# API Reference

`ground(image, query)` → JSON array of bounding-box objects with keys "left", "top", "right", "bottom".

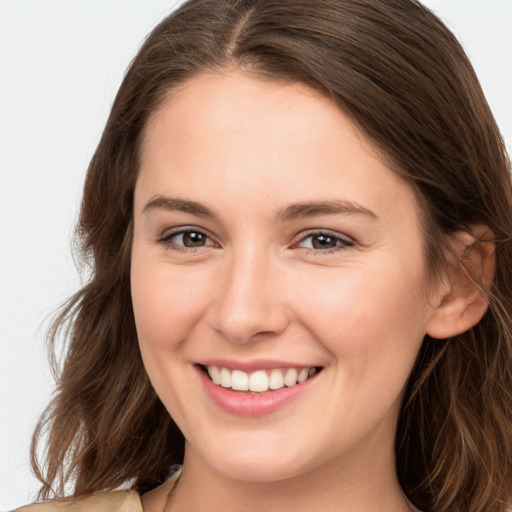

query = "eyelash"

[
  {"left": 158, "top": 227, "right": 216, "bottom": 253},
  {"left": 294, "top": 230, "right": 354, "bottom": 254},
  {"left": 158, "top": 228, "right": 354, "bottom": 254}
]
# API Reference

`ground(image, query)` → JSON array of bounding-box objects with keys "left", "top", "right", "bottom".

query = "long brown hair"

[{"left": 32, "top": 1, "right": 512, "bottom": 510}]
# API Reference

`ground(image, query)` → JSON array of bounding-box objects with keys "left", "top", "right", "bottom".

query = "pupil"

[
  {"left": 184, "top": 232, "right": 205, "bottom": 247},
  {"left": 312, "top": 234, "right": 336, "bottom": 249}
]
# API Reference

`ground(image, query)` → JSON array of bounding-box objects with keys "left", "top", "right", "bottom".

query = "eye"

[
  {"left": 296, "top": 231, "right": 353, "bottom": 251},
  {"left": 160, "top": 228, "right": 216, "bottom": 250}
]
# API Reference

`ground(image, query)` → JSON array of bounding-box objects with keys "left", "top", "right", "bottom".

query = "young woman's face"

[{"left": 131, "top": 71, "right": 439, "bottom": 482}]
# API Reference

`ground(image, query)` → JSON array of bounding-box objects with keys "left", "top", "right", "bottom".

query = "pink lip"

[
  {"left": 196, "top": 365, "right": 320, "bottom": 417},
  {"left": 197, "top": 358, "right": 315, "bottom": 372}
]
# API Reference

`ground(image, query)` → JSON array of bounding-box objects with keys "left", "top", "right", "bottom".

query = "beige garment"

[
  {"left": 13, "top": 469, "right": 181, "bottom": 511},
  {"left": 13, "top": 490, "right": 143, "bottom": 512}
]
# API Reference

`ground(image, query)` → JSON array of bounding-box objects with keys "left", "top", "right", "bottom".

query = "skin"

[{"left": 131, "top": 70, "right": 446, "bottom": 512}]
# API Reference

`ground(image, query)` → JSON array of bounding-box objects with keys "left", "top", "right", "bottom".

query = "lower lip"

[{"left": 197, "top": 367, "right": 319, "bottom": 417}]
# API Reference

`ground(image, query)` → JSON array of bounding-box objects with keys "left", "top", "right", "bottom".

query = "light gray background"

[{"left": 1, "top": 1, "right": 511, "bottom": 508}]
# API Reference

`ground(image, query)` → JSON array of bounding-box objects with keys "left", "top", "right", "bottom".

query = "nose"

[{"left": 207, "top": 248, "right": 290, "bottom": 344}]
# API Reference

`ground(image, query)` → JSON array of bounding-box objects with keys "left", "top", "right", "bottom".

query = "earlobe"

[{"left": 426, "top": 225, "right": 496, "bottom": 340}]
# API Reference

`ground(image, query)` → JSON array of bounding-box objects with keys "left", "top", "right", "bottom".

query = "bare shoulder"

[{"left": 13, "top": 489, "right": 142, "bottom": 512}]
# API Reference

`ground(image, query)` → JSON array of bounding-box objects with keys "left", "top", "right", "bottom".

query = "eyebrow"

[
  {"left": 276, "top": 200, "right": 378, "bottom": 222},
  {"left": 142, "top": 196, "right": 218, "bottom": 218},
  {"left": 142, "top": 195, "right": 377, "bottom": 222}
]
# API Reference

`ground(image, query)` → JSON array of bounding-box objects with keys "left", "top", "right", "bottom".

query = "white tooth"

[
  {"left": 220, "top": 367, "right": 231, "bottom": 388},
  {"left": 249, "top": 370, "right": 269, "bottom": 392},
  {"left": 284, "top": 368, "right": 298, "bottom": 387},
  {"left": 297, "top": 368, "right": 309, "bottom": 383},
  {"left": 208, "top": 366, "right": 221, "bottom": 385},
  {"left": 231, "top": 370, "right": 249, "bottom": 391},
  {"left": 269, "top": 369, "right": 285, "bottom": 390},
  {"left": 308, "top": 367, "right": 317, "bottom": 377}
]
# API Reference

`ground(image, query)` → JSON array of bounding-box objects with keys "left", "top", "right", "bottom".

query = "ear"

[{"left": 427, "top": 224, "right": 496, "bottom": 340}]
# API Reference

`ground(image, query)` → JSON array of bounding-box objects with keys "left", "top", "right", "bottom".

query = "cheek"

[
  {"left": 294, "top": 260, "right": 428, "bottom": 433},
  {"left": 131, "top": 254, "right": 210, "bottom": 355},
  {"left": 295, "top": 258, "right": 428, "bottom": 369},
  {"left": 130, "top": 256, "right": 211, "bottom": 416}
]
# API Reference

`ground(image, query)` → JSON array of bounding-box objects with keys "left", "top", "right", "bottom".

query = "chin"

[
  {"left": 189, "top": 433, "right": 320, "bottom": 483},
  {"left": 213, "top": 456, "right": 308, "bottom": 483}
]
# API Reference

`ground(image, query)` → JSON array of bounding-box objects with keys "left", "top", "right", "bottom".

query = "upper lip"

[{"left": 196, "top": 359, "right": 321, "bottom": 373}]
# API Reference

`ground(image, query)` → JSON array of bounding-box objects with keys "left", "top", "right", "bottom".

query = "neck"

[{"left": 160, "top": 442, "right": 417, "bottom": 512}]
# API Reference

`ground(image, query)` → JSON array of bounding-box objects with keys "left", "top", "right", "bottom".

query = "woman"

[{"left": 15, "top": 0, "right": 512, "bottom": 511}]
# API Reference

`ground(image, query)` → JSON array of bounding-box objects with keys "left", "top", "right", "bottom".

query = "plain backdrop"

[{"left": 0, "top": 1, "right": 511, "bottom": 508}]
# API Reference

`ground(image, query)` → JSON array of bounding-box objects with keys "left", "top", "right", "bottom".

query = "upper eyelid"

[
  {"left": 293, "top": 229, "right": 354, "bottom": 244},
  {"left": 159, "top": 225, "right": 213, "bottom": 240}
]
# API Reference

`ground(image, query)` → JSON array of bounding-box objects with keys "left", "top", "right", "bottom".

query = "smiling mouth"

[{"left": 199, "top": 365, "right": 322, "bottom": 393}]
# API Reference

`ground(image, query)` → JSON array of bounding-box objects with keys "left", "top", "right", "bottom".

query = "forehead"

[
  {"left": 137, "top": 70, "right": 419, "bottom": 225},
  {"left": 141, "top": 71, "right": 382, "bottom": 169}
]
